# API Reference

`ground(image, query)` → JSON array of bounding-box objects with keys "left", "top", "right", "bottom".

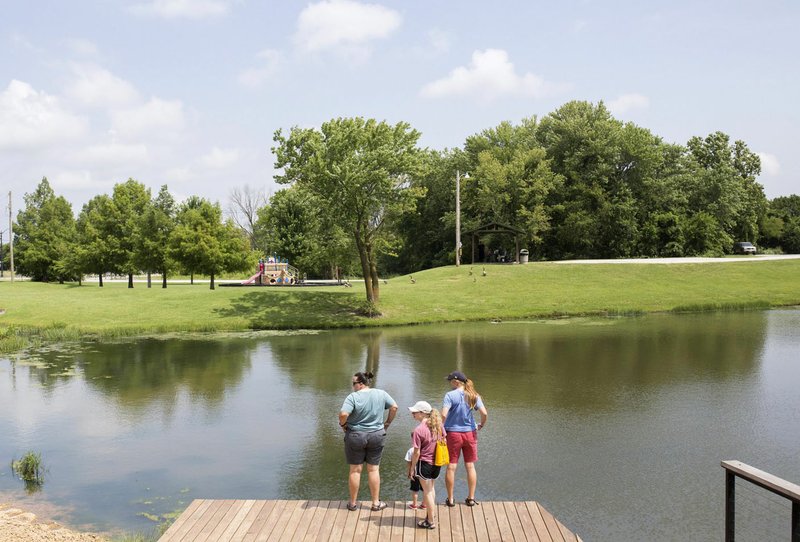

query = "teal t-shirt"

[{"left": 341, "top": 388, "right": 396, "bottom": 432}]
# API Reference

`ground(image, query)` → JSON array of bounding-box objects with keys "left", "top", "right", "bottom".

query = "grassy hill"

[{"left": 2, "top": 258, "right": 799, "bottom": 352}]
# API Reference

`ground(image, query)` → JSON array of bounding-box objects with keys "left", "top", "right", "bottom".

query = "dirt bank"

[{"left": 0, "top": 503, "right": 107, "bottom": 542}]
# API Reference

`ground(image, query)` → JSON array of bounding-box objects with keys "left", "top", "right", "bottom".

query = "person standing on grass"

[
  {"left": 442, "top": 370, "right": 488, "bottom": 507},
  {"left": 408, "top": 400, "right": 446, "bottom": 530},
  {"left": 339, "top": 371, "right": 398, "bottom": 512}
]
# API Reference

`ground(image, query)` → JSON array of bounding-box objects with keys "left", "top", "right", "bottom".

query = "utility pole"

[
  {"left": 455, "top": 170, "right": 461, "bottom": 267},
  {"left": 455, "top": 170, "right": 469, "bottom": 267},
  {"left": 0, "top": 230, "right": 4, "bottom": 278},
  {"left": 8, "top": 191, "right": 13, "bottom": 282}
]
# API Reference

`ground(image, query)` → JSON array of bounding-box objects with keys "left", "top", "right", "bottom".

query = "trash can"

[{"left": 519, "top": 249, "right": 529, "bottom": 264}]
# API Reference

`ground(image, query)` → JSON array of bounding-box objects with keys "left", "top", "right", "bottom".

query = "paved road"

[{"left": 552, "top": 254, "right": 800, "bottom": 264}]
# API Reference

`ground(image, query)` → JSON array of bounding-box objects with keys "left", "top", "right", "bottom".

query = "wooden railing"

[{"left": 722, "top": 460, "right": 800, "bottom": 541}]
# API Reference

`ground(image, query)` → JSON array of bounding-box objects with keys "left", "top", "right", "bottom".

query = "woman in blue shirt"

[{"left": 441, "top": 370, "right": 488, "bottom": 507}]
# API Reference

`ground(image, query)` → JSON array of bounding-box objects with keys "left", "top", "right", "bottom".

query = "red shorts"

[{"left": 445, "top": 430, "right": 478, "bottom": 464}]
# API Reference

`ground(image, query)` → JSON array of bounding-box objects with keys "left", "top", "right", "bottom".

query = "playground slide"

[{"left": 241, "top": 271, "right": 262, "bottom": 285}]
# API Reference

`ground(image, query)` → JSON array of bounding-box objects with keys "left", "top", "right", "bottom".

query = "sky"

[{"left": 2, "top": 0, "right": 799, "bottom": 221}]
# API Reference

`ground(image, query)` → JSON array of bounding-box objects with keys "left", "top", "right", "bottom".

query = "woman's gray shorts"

[{"left": 344, "top": 429, "right": 386, "bottom": 465}]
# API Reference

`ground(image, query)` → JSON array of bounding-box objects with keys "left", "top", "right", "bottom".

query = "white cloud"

[
  {"left": 200, "top": 147, "right": 240, "bottom": 168},
  {"left": 295, "top": 0, "right": 401, "bottom": 53},
  {"left": 420, "top": 49, "right": 570, "bottom": 102},
  {"left": 427, "top": 28, "right": 451, "bottom": 55},
  {"left": 74, "top": 142, "right": 150, "bottom": 167},
  {"left": 66, "top": 64, "right": 141, "bottom": 108},
  {"left": 128, "top": 0, "right": 232, "bottom": 19},
  {"left": 165, "top": 166, "right": 193, "bottom": 183},
  {"left": 757, "top": 152, "right": 781, "bottom": 176},
  {"left": 110, "top": 98, "right": 185, "bottom": 140},
  {"left": 238, "top": 49, "right": 285, "bottom": 89},
  {"left": 607, "top": 93, "right": 650, "bottom": 114},
  {"left": 0, "top": 80, "right": 89, "bottom": 150},
  {"left": 51, "top": 170, "right": 105, "bottom": 191}
]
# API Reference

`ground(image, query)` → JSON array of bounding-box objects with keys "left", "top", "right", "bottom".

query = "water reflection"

[{"left": 0, "top": 310, "right": 794, "bottom": 542}]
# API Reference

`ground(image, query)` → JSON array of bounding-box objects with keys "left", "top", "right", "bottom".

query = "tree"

[
  {"left": 169, "top": 197, "right": 250, "bottom": 289},
  {"left": 109, "top": 179, "right": 152, "bottom": 288},
  {"left": 136, "top": 185, "right": 176, "bottom": 288},
  {"left": 254, "top": 186, "right": 355, "bottom": 279},
  {"left": 685, "top": 132, "right": 766, "bottom": 249},
  {"left": 76, "top": 195, "right": 115, "bottom": 287},
  {"left": 393, "top": 149, "right": 461, "bottom": 272},
  {"left": 536, "top": 101, "right": 628, "bottom": 258},
  {"left": 463, "top": 118, "right": 562, "bottom": 258},
  {"left": 273, "top": 117, "right": 424, "bottom": 303},
  {"left": 228, "top": 185, "right": 267, "bottom": 250},
  {"left": 14, "top": 178, "right": 78, "bottom": 282}
]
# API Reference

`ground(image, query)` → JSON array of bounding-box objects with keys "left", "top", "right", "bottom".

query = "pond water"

[{"left": 1, "top": 310, "right": 799, "bottom": 540}]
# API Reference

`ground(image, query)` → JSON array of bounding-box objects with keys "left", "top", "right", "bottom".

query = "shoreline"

[{"left": 0, "top": 502, "right": 107, "bottom": 542}]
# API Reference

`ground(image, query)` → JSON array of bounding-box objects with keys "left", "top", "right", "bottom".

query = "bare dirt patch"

[{"left": 0, "top": 503, "right": 107, "bottom": 542}]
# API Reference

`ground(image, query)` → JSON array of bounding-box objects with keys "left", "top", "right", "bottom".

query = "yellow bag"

[{"left": 434, "top": 438, "right": 449, "bottom": 467}]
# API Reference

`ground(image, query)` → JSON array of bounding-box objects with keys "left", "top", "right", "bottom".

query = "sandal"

[
  {"left": 370, "top": 501, "right": 388, "bottom": 512},
  {"left": 346, "top": 502, "right": 358, "bottom": 511},
  {"left": 444, "top": 498, "right": 456, "bottom": 507},
  {"left": 417, "top": 519, "right": 436, "bottom": 529},
  {"left": 465, "top": 498, "right": 479, "bottom": 507}
]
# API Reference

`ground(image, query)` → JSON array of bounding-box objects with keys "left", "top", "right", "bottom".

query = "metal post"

[
  {"left": 455, "top": 170, "right": 461, "bottom": 267},
  {"left": 7, "top": 191, "right": 13, "bottom": 283},
  {"left": 725, "top": 470, "right": 735, "bottom": 542}
]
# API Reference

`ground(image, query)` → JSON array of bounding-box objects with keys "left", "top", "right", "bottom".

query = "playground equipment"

[{"left": 241, "top": 257, "right": 300, "bottom": 286}]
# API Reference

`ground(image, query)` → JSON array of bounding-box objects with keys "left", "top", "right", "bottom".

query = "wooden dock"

[{"left": 158, "top": 499, "right": 583, "bottom": 542}]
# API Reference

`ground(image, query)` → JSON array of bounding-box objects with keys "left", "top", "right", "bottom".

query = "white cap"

[{"left": 408, "top": 400, "right": 432, "bottom": 414}]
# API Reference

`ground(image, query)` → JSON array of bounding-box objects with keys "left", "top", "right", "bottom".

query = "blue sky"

[{"left": 2, "top": 0, "right": 798, "bottom": 218}]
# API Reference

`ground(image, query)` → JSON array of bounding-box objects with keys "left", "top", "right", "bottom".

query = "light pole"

[{"left": 455, "top": 170, "right": 468, "bottom": 267}]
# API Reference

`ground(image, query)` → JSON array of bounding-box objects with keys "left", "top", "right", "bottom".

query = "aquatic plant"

[{"left": 10, "top": 450, "right": 45, "bottom": 493}]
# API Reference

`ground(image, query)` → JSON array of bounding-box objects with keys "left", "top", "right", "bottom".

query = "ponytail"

[
  {"left": 353, "top": 371, "right": 374, "bottom": 385},
  {"left": 464, "top": 378, "right": 480, "bottom": 410}
]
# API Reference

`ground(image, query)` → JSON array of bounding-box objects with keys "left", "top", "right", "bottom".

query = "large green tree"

[
  {"left": 109, "top": 179, "right": 152, "bottom": 288},
  {"left": 254, "top": 186, "right": 355, "bottom": 279},
  {"left": 14, "top": 178, "right": 77, "bottom": 282},
  {"left": 684, "top": 132, "right": 766, "bottom": 254},
  {"left": 136, "top": 185, "right": 176, "bottom": 288},
  {"left": 169, "top": 197, "right": 250, "bottom": 289},
  {"left": 273, "top": 117, "right": 424, "bottom": 302},
  {"left": 76, "top": 195, "right": 115, "bottom": 286},
  {"left": 463, "top": 118, "right": 562, "bottom": 259}
]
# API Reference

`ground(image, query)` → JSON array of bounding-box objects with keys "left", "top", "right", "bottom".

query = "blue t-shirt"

[
  {"left": 442, "top": 389, "right": 484, "bottom": 432},
  {"left": 340, "top": 388, "right": 396, "bottom": 432}
]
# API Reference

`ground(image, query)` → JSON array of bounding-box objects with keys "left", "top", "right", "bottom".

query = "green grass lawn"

[{"left": 2, "top": 259, "right": 799, "bottom": 352}]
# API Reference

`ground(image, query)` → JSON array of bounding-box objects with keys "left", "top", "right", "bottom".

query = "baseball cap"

[
  {"left": 408, "top": 400, "right": 433, "bottom": 413},
  {"left": 446, "top": 371, "right": 467, "bottom": 383}
]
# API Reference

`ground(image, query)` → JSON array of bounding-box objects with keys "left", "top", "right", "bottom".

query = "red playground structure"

[{"left": 241, "top": 257, "right": 299, "bottom": 286}]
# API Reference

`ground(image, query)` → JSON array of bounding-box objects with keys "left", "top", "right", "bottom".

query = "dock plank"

[
  {"left": 525, "top": 501, "right": 553, "bottom": 542},
  {"left": 201, "top": 500, "right": 247, "bottom": 542},
  {"left": 159, "top": 499, "right": 207, "bottom": 542},
  {"left": 481, "top": 500, "right": 501, "bottom": 541},
  {"left": 469, "top": 501, "right": 490, "bottom": 542},
  {"left": 274, "top": 499, "right": 307, "bottom": 542},
  {"left": 537, "top": 502, "right": 566, "bottom": 542},
  {"left": 241, "top": 500, "right": 280, "bottom": 542},
  {"left": 157, "top": 500, "right": 580, "bottom": 542}
]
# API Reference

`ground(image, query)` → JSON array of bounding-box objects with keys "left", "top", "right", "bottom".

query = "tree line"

[
  {"left": 10, "top": 179, "right": 248, "bottom": 289},
  {"left": 5, "top": 101, "right": 800, "bottom": 300}
]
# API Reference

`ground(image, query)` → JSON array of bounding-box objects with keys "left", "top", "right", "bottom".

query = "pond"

[{"left": 1, "top": 310, "right": 799, "bottom": 540}]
